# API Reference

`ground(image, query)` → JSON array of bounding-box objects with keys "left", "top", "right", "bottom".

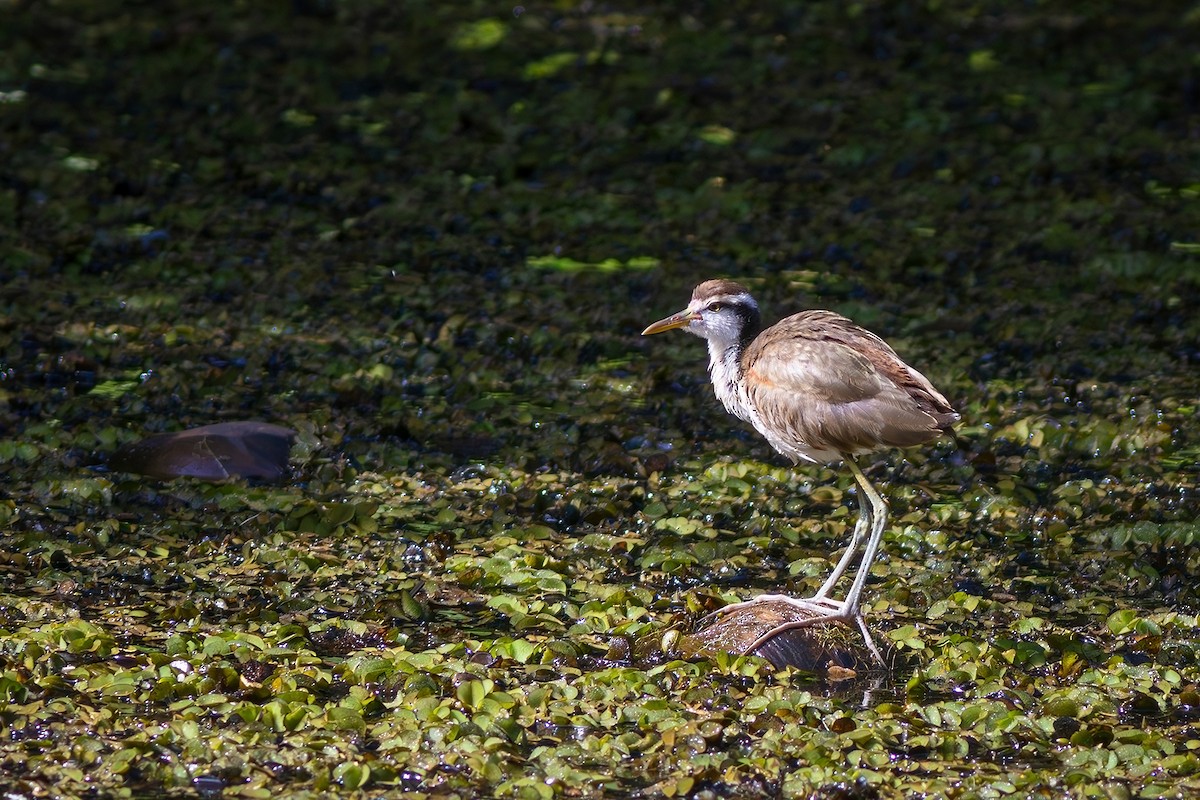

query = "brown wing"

[{"left": 742, "top": 311, "right": 958, "bottom": 458}]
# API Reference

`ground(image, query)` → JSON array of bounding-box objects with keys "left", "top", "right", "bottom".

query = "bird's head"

[{"left": 642, "top": 279, "right": 761, "bottom": 349}]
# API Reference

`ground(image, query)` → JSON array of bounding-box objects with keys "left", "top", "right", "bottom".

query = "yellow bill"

[{"left": 642, "top": 309, "right": 698, "bottom": 335}]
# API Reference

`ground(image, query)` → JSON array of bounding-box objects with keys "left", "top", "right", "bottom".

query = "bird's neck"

[{"left": 706, "top": 331, "right": 755, "bottom": 423}]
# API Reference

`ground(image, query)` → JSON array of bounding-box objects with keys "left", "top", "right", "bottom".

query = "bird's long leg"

[
  {"left": 708, "top": 462, "right": 872, "bottom": 618},
  {"left": 840, "top": 457, "right": 889, "bottom": 620},
  {"left": 811, "top": 458, "right": 871, "bottom": 601},
  {"left": 703, "top": 455, "right": 875, "bottom": 616},
  {"left": 699, "top": 456, "right": 891, "bottom": 665},
  {"left": 812, "top": 514, "right": 869, "bottom": 600}
]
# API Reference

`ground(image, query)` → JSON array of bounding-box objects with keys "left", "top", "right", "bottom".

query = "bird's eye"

[{"left": 707, "top": 302, "right": 723, "bottom": 312}]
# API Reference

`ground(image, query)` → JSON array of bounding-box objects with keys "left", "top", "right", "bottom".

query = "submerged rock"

[
  {"left": 109, "top": 421, "right": 296, "bottom": 483},
  {"left": 677, "top": 599, "right": 879, "bottom": 675}
]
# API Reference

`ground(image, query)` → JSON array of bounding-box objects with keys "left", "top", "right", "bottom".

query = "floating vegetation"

[{"left": 1, "top": 0, "right": 1199, "bottom": 797}]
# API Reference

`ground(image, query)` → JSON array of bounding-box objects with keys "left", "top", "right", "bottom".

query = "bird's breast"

[{"left": 708, "top": 342, "right": 849, "bottom": 465}]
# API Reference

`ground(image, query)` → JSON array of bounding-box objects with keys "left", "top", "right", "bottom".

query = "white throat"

[{"left": 707, "top": 339, "right": 753, "bottom": 424}]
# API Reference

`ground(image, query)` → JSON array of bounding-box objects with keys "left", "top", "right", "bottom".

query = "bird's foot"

[
  {"left": 698, "top": 593, "right": 844, "bottom": 627},
  {"left": 700, "top": 593, "right": 885, "bottom": 666}
]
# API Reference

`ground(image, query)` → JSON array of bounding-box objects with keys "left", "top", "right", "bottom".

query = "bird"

[{"left": 642, "top": 279, "right": 959, "bottom": 663}]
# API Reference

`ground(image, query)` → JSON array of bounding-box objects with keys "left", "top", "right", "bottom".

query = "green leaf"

[
  {"left": 456, "top": 679, "right": 494, "bottom": 711},
  {"left": 333, "top": 761, "right": 370, "bottom": 790},
  {"left": 1107, "top": 609, "right": 1139, "bottom": 635}
]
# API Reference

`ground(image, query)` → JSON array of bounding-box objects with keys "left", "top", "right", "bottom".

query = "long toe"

[
  {"left": 733, "top": 600, "right": 885, "bottom": 666},
  {"left": 743, "top": 612, "right": 846, "bottom": 653},
  {"left": 699, "top": 593, "right": 847, "bottom": 626},
  {"left": 768, "top": 595, "right": 847, "bottom": 615},
  {"left": 745, "top": 611, "right": 885, "bottom": 666}
]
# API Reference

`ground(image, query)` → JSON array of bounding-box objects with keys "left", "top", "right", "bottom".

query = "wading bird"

[{"left": 642, "top": 279, "right": 959, "bottom": 663}]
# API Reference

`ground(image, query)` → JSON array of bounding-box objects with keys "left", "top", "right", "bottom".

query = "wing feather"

[{"left": 741, "top": 311, "right": 958, "bottom": 460}]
